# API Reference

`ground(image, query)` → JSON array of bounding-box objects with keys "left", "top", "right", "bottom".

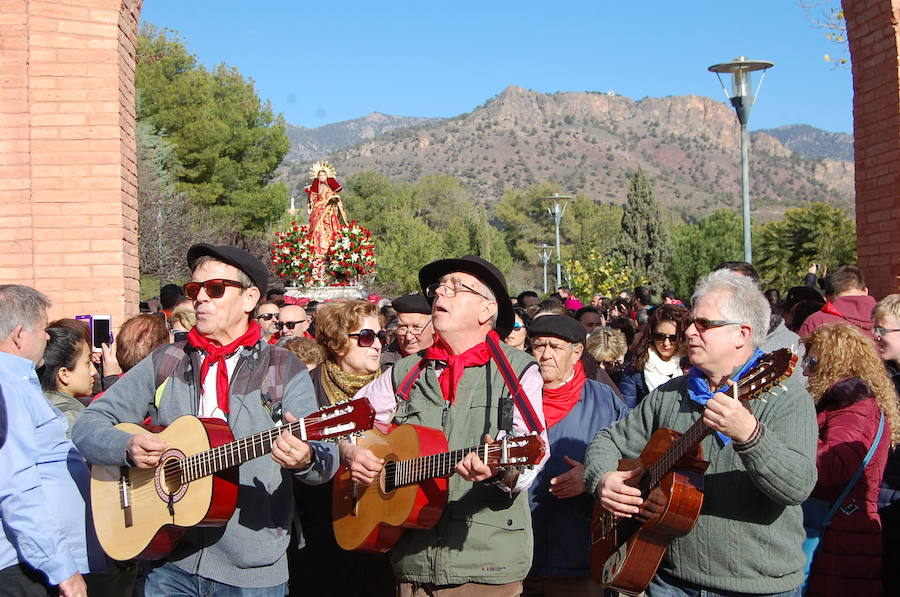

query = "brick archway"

[
  {"left": 0, "top": 0, "right": 142, "bottom": 322},
  {"left": 845, "top": 0, "right": 900, "bottom": 298}
]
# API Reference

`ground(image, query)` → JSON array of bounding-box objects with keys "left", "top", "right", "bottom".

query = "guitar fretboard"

[{"left": 384, "top": 443, "right": 489, "bottom": 490}]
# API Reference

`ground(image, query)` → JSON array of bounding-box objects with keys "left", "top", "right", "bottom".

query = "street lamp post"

[
  {"left": 536, "top": 244, "right": 553, "bottom": 295},
  {"left": 541, "top": 193, "right": 572, "bottom": 289},
  {"left": 708, "top": 56, "right": 774, "bottom": 264}
]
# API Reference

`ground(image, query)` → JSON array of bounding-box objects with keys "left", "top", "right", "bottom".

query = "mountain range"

[{"left": 277, "top": 86, "right": 854, "bottom": 221}]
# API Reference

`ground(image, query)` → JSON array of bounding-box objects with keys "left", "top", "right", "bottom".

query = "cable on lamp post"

[
  {"left": 536, "top": 244, "right": 553, "bottom": 296},
  {"left": 541, "top": 193, "right": 572, "bottom": 289},
  {"left": 708, "top": 56, "right": 774, "bottom": 264}
]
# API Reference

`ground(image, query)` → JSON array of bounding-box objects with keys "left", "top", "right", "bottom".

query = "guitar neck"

[
  {"left": 386, "top": 443, "right": 486, "bottom": 489},
  {"left": 179, "top": 419, "right": 308, "bottom": 483},
  {"left": 642, "top": 419, "right": 711, "bottom": 496}
]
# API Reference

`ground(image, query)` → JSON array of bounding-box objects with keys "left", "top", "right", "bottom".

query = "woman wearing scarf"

[
  {"left": 526, "top": 315, "right": 629, "bottom": 596},
  {"left": 290, "top": 300, "right": 395, "bottom": 597},
  {"left": 619, "top": 304, "right": 692, "bottom": 408}
]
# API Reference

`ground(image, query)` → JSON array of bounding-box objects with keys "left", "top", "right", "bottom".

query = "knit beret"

[{"left": 528, "top": 315, "right": 586, "bottom": 344}]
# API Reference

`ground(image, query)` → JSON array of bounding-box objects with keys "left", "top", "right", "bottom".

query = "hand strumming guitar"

[
  {"left": 340, "top": 440, "right": 384, "bottom": 485},
  {"left": 596, "top": 466, "right": 644, "bottom": 517},
  {"left": 127, "top": 433, "right": 167, "bottom": 468}
]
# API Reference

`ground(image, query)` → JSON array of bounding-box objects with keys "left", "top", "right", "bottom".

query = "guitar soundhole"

[
  {"left": 381, "top": 456, "right": 398, "bottom": 496},
  {"left": 154, "top": 448, "right": 189, "bottom": 503}
]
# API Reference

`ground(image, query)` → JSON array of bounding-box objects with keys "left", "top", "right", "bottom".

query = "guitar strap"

[{"left": 394, "top": 335, "right": 543, "bottom": 434}]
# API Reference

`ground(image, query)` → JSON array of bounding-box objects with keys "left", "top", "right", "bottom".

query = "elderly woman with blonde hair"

[
  {"left": 289, "top": 299, "right": 394, "bottom": 597},
  {"left": 802, "top": 322, "right": 900, "bottom": 597}
]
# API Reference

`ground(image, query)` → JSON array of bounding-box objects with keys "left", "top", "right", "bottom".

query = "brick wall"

[
  {"left": 0, "top": 0, "right": 142, "bottom": 325},
  {"left": 844, "top": 0, "right": 900, "bottom": 299}
]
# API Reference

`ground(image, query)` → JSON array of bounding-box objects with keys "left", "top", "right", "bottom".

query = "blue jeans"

[
  {"left": 145, "top": 562, "right": 287, "bottom": 597},
  {"left": 647, "top": 572, "right": 802, "bottom": 597}
]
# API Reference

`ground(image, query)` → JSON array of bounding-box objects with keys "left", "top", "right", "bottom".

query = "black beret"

[
  {"left": 187, "top": 244, "right": 268, "bottom": 293},
  {"left": 528, "top": 315, "right": 586, "bottom": 344},
  {"left": 418, "top": 254, "right": 514, "bottom": 337},
  {"left": 392, "top": 293, "right": 432, "bottom": 315}
]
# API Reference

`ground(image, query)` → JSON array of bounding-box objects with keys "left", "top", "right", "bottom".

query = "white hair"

[{"left": 692, "top": 269, "right": 771, "bottom": 348}]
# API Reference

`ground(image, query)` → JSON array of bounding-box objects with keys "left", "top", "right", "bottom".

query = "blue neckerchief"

[{"left": 687, "top": 348, "right": 764, "bottom": 445}]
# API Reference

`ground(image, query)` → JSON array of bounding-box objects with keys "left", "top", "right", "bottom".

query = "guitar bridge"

[{"left": 118, "top": 466, "right": 133, "bottom": 528}]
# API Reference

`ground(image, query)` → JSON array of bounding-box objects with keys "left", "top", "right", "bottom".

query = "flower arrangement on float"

[{"left": 271, "top": 221, "right": 375, "bottom": 287}]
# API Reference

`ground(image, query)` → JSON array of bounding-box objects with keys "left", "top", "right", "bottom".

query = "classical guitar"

[
  {"left": 91, "top": 398, "right": 375, "bottom": 561},
  {"left": 332, "top": 423, "right": 545, "bottom": 553},
  {"left": 590, "top": 348, "right": 797, "bottom": 595}
]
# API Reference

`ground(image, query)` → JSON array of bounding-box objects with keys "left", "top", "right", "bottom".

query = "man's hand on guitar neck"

[
  {"left": 272, "top": 412, "right": 314, "bottom": 469},
  {"left": 340, "top": 441, "right": 384, "bottom": 485},
  {"left": 702, "top": 384, "right": 757, "bottom": 444},
  {"left": 597, "top": 466, "right": 644, "bottom": 517}
]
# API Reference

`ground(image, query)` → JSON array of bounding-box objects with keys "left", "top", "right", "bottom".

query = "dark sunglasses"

[
  {"left": 803, "top": 355, "right": 818, "bottom": 371},
  {"left": 256, "top": 313, "right": 278, "bottom": 321},
  {"left": 349, "top": 329, "right": 387, "bottom": 347},
  {"left": 511, "top": 323, "right": 525, "bottom": 332},
  {"left": 183, "top": 279, "right": 245, "bottom": 300},
  {"left": 691, "top": 317, "right": 742, "bottom": 332},
  {"left": 651, "top": 332, "right": 680, "bottom": 344},
  {"left": 275, "top": 320, "right": 307, "bottom": 331}
]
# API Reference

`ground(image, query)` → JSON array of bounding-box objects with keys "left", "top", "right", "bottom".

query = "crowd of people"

[{"left": 1, "top": 245, "right": 899, "bottom": 597}]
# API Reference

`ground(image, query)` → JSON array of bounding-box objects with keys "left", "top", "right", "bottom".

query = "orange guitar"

[
  {"left": 91, "top": 398, "right": 375, "bottom": 561},
  {"left": 591, "top": 348, "right": 797, "bottom": 595},
  {"left": 332, "top": 423, "right": 545, "bottom": 553}
]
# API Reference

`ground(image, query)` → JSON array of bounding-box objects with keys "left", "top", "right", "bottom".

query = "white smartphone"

[{"left": 91, "top": 314, "right": 112, "bottom": 352}]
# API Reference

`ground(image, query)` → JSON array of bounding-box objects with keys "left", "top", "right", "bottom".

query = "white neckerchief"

[{"left": 643, "top": 347, "right": 682, "bottom": 392}]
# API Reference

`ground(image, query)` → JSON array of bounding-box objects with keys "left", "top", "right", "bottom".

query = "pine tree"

[{"left": 614, "top": 168, "right": 670, "bottom": 291}]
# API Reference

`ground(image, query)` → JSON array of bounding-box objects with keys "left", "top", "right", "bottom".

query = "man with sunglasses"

[
  {"left": 73, "top": 245, "right": 338, "bottom": 596},
  {"left": 253, "top": 301, "right": 280, "bottom": 344},
  {"left": 586, "top": 269, "right": 817, "bottom": 596},
  {"left": 277, "top": 303, "right": 312, "bottom": 340},
  {"left": 346, "top": 255, "right": 549, "bottom": 595}
]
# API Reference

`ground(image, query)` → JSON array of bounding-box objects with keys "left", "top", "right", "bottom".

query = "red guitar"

[
  {"left": 91, "top": 398, "right": 375, "bottom": 561},
  {"left": 591, "top": 348, "right": 797, "bottom": 595},
  {"left": 332, "top": 423, "right": 545, "bottom": 553}
]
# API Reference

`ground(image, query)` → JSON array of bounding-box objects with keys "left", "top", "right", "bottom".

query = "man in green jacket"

[
  {"left": 585, "top": 269, "right": 817, "bottom": 596},
  {"left": 347, "top": 255, "right": 549, "bottom": 595}
]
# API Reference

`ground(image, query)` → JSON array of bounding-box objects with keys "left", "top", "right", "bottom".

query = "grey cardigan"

[{"left": 72, "top": 340, "right": 339, "bottom": 588}]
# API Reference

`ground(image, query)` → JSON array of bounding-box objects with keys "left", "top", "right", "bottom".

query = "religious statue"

[{"left": 304, "top": 161, "right": 348, "bottom": 258}]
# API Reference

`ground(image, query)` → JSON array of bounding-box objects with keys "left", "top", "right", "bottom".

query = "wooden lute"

[
  {"left": 590, "top": 348, "right": 797, "bottom": 595},
  {"left": 91, "top": 398, "right": 375, "bottom": 561}
]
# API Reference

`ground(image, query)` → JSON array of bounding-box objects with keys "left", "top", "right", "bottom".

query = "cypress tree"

[{"left": 614, "top": 167, "right": 670, "bottom": 290}]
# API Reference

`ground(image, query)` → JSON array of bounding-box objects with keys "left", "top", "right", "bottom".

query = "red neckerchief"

[
  {"left": 267, "top": 332, "right": 280, "bottom": 345},
  {"left": 187, "top": 321, "right": 262, "bottom": 414},
  {"left": 423, "top": 331, "right": 496, "bottom": 403},
  {"left": 542, "top": 360, "right": 587, "bottom": 428},
  {"left": 821, "top": 300, "right": 843, "bottom": 317}
]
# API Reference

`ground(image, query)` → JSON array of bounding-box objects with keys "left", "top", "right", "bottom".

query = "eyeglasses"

[
  {"left": 510, "top": 323, "right": 525, "bottom": 332},
  {"left": 874, "top": 326, "right": 900, "bottom": 338},
  {"left": 183, "top": 279, "right": 245, "bottom": 300},
  {"left": 349, "top": 329, "right": 387, "bottom": 347},
  {"left": 803, "top": 355, "right": 818, "bottom": 371},
  {"left": 396, "top": 319, "right": 432, "bottom": 336},
  {"left": 275, "top": 320, "right": 307, "bottom": 331},
  {"left": 651, "top": 332, "right": 680, "bottom": 344},
  {"left": 691, "top": 317, "right": 743, "bottom": 332},
  {"left": 425, "top": 281, "right": 490, "bottom": 301},
  {"left": 256, "top": 313, "right": 278, "bottom": 321}
]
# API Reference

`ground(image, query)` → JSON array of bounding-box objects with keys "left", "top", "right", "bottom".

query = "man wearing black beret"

[
  {"left": 380, "top": 293, "right": 434, "bottom": 370},
  {"left": 526, "top": 315, "right": 629, "bottom": 596},
  {"left": 73, "top": 244, "right": 338, "bottom": 595},
  {"left": 347, "top": 255, "right": 550, "bottom": 593}
]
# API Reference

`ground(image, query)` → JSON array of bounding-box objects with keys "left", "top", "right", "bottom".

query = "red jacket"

[
  {"left": 799, "top": 295, "right": 877, "bottom": 339},
  {"left": 806, "top": 379, "right": 889, "bottom": 597}
]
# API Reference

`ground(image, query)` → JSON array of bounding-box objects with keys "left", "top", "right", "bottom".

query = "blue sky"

[{"left": 141, "top": 1, "right": 852, "bottom": 133}]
